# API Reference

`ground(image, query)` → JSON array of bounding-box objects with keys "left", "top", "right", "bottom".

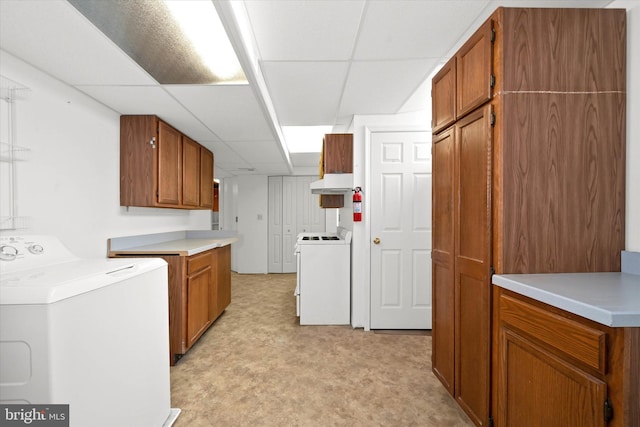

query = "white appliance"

[
  {"left": 0, "top": 235, "right": 180, "bottom": 427},
  {"left": 294, "top": 227, "right": 352, "bottom": 325}
]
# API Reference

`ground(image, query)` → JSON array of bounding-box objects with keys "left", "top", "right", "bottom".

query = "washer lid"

[{"left": 0, "top": 257, "right": 166, "bottom": 305}]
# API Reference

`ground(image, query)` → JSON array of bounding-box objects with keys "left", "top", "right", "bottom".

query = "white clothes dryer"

[{"left": 0, "top": 235, "right": 180, "bottom": 426}]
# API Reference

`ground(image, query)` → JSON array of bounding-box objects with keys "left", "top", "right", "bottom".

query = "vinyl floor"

[{"left": 169, "top": 273, "right": 473, "bottom": 426}]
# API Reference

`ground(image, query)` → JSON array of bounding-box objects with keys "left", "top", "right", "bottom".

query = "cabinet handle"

[{"left": 149, "top": 137, "right": 156, "bottom": 148}]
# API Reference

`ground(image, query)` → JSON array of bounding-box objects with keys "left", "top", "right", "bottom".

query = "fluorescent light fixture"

[
  {"left": 164, "top": 0, "right": 246, "bottom": 83},
  {"left": 282, "top": 126, "right": 333, "bottom": 153},
  {"left": 68, "top": 0, "right": 247, "bottom": 84}
]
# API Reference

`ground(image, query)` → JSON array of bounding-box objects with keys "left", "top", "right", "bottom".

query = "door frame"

[{"left": 362, "top": 125, "right": 431, "bottom": 331}]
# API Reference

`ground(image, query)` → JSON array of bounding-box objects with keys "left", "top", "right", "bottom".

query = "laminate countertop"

[
  {"left": 493, "top": 251, "right": 640, "bottom": 328},
  {"left": 108, "top": 230, "right": 238, "bottom": 257}
]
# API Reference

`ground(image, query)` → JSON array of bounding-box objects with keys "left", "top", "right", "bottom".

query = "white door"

[
  {"left": 370, "top": 130, "right": 432, "bottom": 329},
  {"left": 268, "top": 177, "right": 283, "bottom": 273},
  {"left": 282, "top": 176, "right": 297, "bottom": 273}
]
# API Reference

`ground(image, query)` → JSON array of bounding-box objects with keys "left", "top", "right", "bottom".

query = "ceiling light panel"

[{"left": 68, "top": 0, "right": 245, "bottom": 84}]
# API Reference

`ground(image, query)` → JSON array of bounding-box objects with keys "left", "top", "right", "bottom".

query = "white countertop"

[
  {"left": 108, "top": 230, "right": 238, "bottom": 257},
  {"left": 493, "top": 272, "right": 640, "bottom": 327}
]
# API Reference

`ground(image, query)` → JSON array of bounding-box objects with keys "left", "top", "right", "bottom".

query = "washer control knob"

[
  {"left": 28, "top": 244, "right": 44, "bottom": 255},
  {"left": 0, "top": 245, "right": 19, "bottom": 261}
]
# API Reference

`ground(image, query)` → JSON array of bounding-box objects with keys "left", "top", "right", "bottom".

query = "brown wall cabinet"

[
  {"left": 319, "top": 133, "right": 353, "bottom": 208},
  {"left": 431, "top": 8, "right": 626, "bottom": 426},
  {"left": 120, "top": 115, "right": 214, "bottom": 210}
]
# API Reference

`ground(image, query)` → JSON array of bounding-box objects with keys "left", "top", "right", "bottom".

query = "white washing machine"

[{"left": 0, "top": 235, "right": 180, "bottom": 426}]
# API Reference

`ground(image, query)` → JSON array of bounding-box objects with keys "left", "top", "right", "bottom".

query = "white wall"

[{"left": 0, "top": 51, "right": 211, "bottom": 258}]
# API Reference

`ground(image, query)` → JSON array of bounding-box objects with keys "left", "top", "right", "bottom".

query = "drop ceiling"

[{"left": 0, "top": 0, "right": 612, "bottom": 178}]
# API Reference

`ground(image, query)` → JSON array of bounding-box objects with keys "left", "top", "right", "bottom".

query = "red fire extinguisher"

[{"left": 353, "top": 187, "right": 362, "bottom": 222}]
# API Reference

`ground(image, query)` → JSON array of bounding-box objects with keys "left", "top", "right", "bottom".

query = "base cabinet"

[
  {"left": 493, "top": 287, "right": 639, "bottom": 427},
  {"left": 114, "top": 246, "right": 231, "bottom": 365}
]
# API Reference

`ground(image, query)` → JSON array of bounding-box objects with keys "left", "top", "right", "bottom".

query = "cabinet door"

[
  {"left": 432, "top": 58, "right": 456, "bottom": 134},
  {"left": 182, "top": 135, "right": 200, "bottom": 207},
  {"left": 323, "top": 134, "right": 353, "bottom": 174},
  {"left": 496, "top": 329, "right": 606, "bottom": 427},
  {"left": 431, "top": 127, "right": 456, "bottom": 394},
  {"left": 456, "top": 19, "right": 493, "bottom": 118},
  {"left": 120, "top": 115, "right": 157, "bottom": 207},
  {"left": 216, "top": 245, "right": 231, "bottom": 316},
  {"left": 454, "top": 104, "right": 493, "bottom": 426},
  {"left": 200, "top": 147, "right": 213, "bottom": 209},
  {"left": 186, "top": 265, "right": 211, "bottom": 347},
  {"left": 157, "top": 121, "right": 182, "bottom": 205}
]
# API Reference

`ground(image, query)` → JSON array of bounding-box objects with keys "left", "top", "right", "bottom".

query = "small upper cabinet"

[
  {"left": 120, "top": 115, "right": 214, "bottom": 210},
  {"left": 319, "top": 134, "right": 353, "bottom": 209},
  {"left": 321, "top": 134, "right": 353, "bottom": 176},
  {"left": 431, "top": 58, "right": 456, "bottom": 134},
  {"left": 455, "top": 19, "right": 494, "bottom": 119}
]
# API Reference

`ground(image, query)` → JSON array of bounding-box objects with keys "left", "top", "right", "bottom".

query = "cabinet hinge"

[
  {"left": 490, "top": 112, "right": 496, "bottom": 127},
  {"left": 490, "top": 266, "right": 495, "bottom": 276},
  {"left": 491, "top": 27, "right": 496, "bottom": 43},
  {"left": 604, "top": 399, "right": 614, "bottom": 422},
  {"left": 488, "top": 416, "right": 494, "bottom": 427},
  {"left": 490, "top": 74, "right": 496, "bottom": 88}
]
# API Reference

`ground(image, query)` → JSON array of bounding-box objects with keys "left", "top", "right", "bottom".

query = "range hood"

[{"left": 310, "top": 174, "right": 353, "bottom": 194}]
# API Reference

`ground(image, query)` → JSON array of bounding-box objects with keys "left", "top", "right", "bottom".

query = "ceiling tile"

[
  {"left": 230, "top": 140, "right": 286, "bottom": 163},
  {"left": 244, "top": 0, "right": 365, "bottom": 60},
  {"left": 291, "top": 153, "right": 321, "bottom": 168},
  {"left": 78, "top": 85, "right": 218, "bottom": 141},
  {"left": 339, "top": 59, "right": 437, "bottom": 117},
  {"left": 0, "top": 0, "right": 156, "bottom": 86},
  {"left": 205, "top": 141, "right": 251, "bottom": 165},
  {"left": 262, "top": 61, "right": 350, "bottom": 125},
  {"left": 355, "top": 1, "right": 491, "bottom": 60},
  {"left": 165, "top": 84, "right": 274, "bottom": 142}
]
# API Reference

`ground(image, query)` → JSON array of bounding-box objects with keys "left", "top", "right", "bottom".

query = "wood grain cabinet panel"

[
  {"left": 456, "top": 19, "right": 494, "bottom": 119},
  {"left": 120, "top": 115, "right": 214, "bottom": 210},
  {"left": 493, "top": 288, "right": 639, "bottom": 427},
  {"left": 157, "top": 121, "right": 182, "bottom": 205},
  {"left": 181, "top": 135, "right": 201, "bottom": 207},
  {"left": 432, "top": 58, "right": 456, "bottom": 134},
  {"left": 431, "top": 7, "right": 626, "bottom": 427},
  {"left": 186, "top": 263, "right": 211, "bottom": 348},
  {"left": 431, "top": 128, "right": 455, "bottom": 394},
  {"left": 200, "top": 147, "right": 214, "bottom": 209}
]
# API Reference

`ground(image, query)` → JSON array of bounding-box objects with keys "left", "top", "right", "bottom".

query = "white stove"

[
  {"left": 294, "top": 227, "right": 352, "bottom": 325},
  {"left": 296, "top": 227, "right": 352, "bottom": 245}
]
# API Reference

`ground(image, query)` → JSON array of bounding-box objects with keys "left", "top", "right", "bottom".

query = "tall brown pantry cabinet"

[{"left": 431, "top": 8, "right": 626, "bottom": 426}]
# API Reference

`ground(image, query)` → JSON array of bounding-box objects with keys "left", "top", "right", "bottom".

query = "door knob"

[{"left": 373, "top": 237, "right": 380, "bottom": 244}]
